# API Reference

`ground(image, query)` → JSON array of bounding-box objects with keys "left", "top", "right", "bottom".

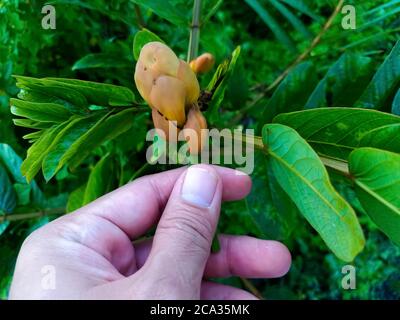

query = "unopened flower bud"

[
  {"left": 190, "top": 53, "right": 215, "bottom": 74},
  {"left": 151, "top": 109, "right": 180, "bottom": 141},
  {"left": 138, "top": 42, "right": 180, "bottom": 77},
  {"left": 183, "top": 107, "right": 208, "bottom": 154},
  {"left": 134, "top": 41, "right": 203, "bottom": 137}
]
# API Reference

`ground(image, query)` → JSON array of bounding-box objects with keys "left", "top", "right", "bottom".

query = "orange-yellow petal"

[
  {"left": 177, "top": 60, "right": 200, "bottom": 105},
  {"left": 182, "top": 107, "right": 208, "bottom": 154},
  {"left": 150, "top": 75, "right": 186, "bottom": 127},
  {"left": 151, "top": 108, "right": 180, "bottom": 141},
  {"left": 134, "top": 60, "right": 156, "bottom": 103},
  {"left": 139, "top": 42, "right": 180, "bottom": 77}
]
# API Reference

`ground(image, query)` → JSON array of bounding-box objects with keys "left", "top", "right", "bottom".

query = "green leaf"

[
  {"left": 260, "top": 62, "right": 317, "bottom": 126},
  {"left": 131, "top": 0, "right": 189, "bottom": 26},
  {"left": 246, "top": 152, "right": 299, "bottom": 240},
  {"left": 0, "top": 164, "right": 16, "bottom": 214},
  {"left": 0, "top": 221, "right": 10, "bottom": 237},
  {"left": 23, "top": 131, "right": 43, "bottom": 142},
  {"left": 133, "top": 29, "right": 164, "bottom": 60},
  {"left": 16, "top": 81, "right": 88, "bottom": 112},
  {"left": 72, "top": 53, "right": 132, "bottom": 70},
  {"left": 50, "top": 0, "right": 137, "bottom": 26},
  {"left": 18, "top": 88, "right": 85, "bottom": 113},
  {"left": 364, "top": 0, "right": 400, "bottom": 17},
  {"left": 83, "top": 154, "right": 115, "bottom": 205},
  {"left": 13, "top": 183, "right": 31, "bottom": 206},
  {"left": 13, "top": 119, "right": 54, "bottom": 130},
  {"left": 45, "top": 78, "right": 135, "bottom": 107},
  {"left": 281, "top": 0, "right": 321, "bottom": 21},
  {"left": 21, "top": 123, "right": 68, "bottom": 182},
  {"left": 203, "top": 0, "right": 224, "bottom": 23},
  {"left": 225, "top": 56, "right": 248, "bottom": 110},
  {"left": 0, "top": 144, "right": 45, "bottom": 207},
  {"left": 359, "top": 7, "right": 400, "bottom": 30},
  {"left": 15, "top": 76, "right": 135, "bottom": 107},
  {"left": 273, "top": 108, "right": 400, "bottom": 160},
  {"left": 357, "top": 41, "right": 400, "bottom": 110},
  {"left": 270, "top": 0, "right": 312, "bottom": 39},
  {"left": 262, "top": 124, "right": 365, "bottom": 262},
  {"left": 330, "top": 172, "right": 366, "bottom": 216},
  {"left": 0, "top": 143, "right": 25, "bottom": 184},
  {"left": 392, "top": 88, "right": 400, "bottom": 116},
  {"left": 349, "top": 148, "right": 400, "bottom": 245},
  {"left": 206, "top": 46, "right": 241, "bottom": 123},
  {"left": 244, "top": 0, "right": 296, "bottom": 51},
  {"left": 60, "top": 108, "right": 140, "bottom": 170},
  {"left": 305, "top": 53, "right": 373, "bottom": 108},
  {"left": 10, "top": 99, "right": 73, "bottom": 123},
  {"left": 359, "top": 124, "right": 400, "bottom": 153},
  {"left": 66, "top": 184, "right": 87, "bottom": 213},
  {"left": 42, "top": 113, "right": 106, "bottom": 181}
]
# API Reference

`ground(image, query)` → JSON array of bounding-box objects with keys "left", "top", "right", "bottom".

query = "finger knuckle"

[{"left": 158, "top": 208, "right": 213, "bottom": 253}]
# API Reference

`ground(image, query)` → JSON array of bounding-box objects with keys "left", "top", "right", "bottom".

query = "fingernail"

[{"left": 181, "top": 166, "right": 218, "bottom": 208}]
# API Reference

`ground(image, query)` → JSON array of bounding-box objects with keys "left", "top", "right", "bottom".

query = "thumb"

[{"left": 144, "top": 164, "right": 222, "bottom": 297}]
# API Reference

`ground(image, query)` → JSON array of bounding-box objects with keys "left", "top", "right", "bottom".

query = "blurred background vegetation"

[{"left": 1, "top": 0, "right": 400, "bottom": 299}]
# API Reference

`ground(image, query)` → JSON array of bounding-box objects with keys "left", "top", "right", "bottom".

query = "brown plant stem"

[
  {"left": 254, "top": 0, "right": 344, "bottom": 94},
  {"left": 134, "top": 4, "right": 145, "bottom": 28}
]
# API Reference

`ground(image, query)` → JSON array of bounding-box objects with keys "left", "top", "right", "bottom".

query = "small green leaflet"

[
  {"left": 72, "top": 53, "right": 132, "bottom": 71},
  {"left": 206, "top": 46, "right": 241, "bottom": 123},
  {"left": 82, "top": 154, "right": 115, "bottom": 205},
  {"left": 14, "top": 76, "right": 135, "bottom": 107},
  {"left": 131, "top": 0, "right": 189, "bottom": 26},
  {"left": 357, "top": 41, "right": 400, "bottom": 110}
]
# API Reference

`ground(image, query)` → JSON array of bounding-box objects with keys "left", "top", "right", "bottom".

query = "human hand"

[{"left": 9, "top": 165, "right": 291, "bottom": 300}]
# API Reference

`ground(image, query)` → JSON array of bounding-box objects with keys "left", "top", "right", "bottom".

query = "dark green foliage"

[{"left": 1, "top": 0, "right": 400, "bottom": 300}]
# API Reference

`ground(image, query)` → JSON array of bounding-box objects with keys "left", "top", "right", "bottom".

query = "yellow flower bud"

[
  {"left": 190, "top": 53, "right": 215, "bottom": 74},
  {"left": 182, "top": 107, "right": 208, "bottom": 154},
  {"left": 151, "top": 108, "right": 180, "bottom": 141},
  {"left": 135, "top": 41, "right": 203, "bottom": 133},
  {"left": 177, "top": 60, "right": 200, "bottom": 105},
  {"left": 134, "top": 60, "right": 156, "bottom": 102},
  {"left": 150, "top": 76, "right": 186, "bottom": 127},
  {"left": 138, "top": 42, "right": 180, "bottom": 77}
]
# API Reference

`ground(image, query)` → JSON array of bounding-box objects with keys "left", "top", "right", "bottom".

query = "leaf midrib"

[{"left": 355, "top": 180, "right": 400, "bottom": 216}]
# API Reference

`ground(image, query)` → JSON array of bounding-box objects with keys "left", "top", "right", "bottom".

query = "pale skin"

[{"left": 9, "top": 165, "right": 291, "bottom": 300}]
